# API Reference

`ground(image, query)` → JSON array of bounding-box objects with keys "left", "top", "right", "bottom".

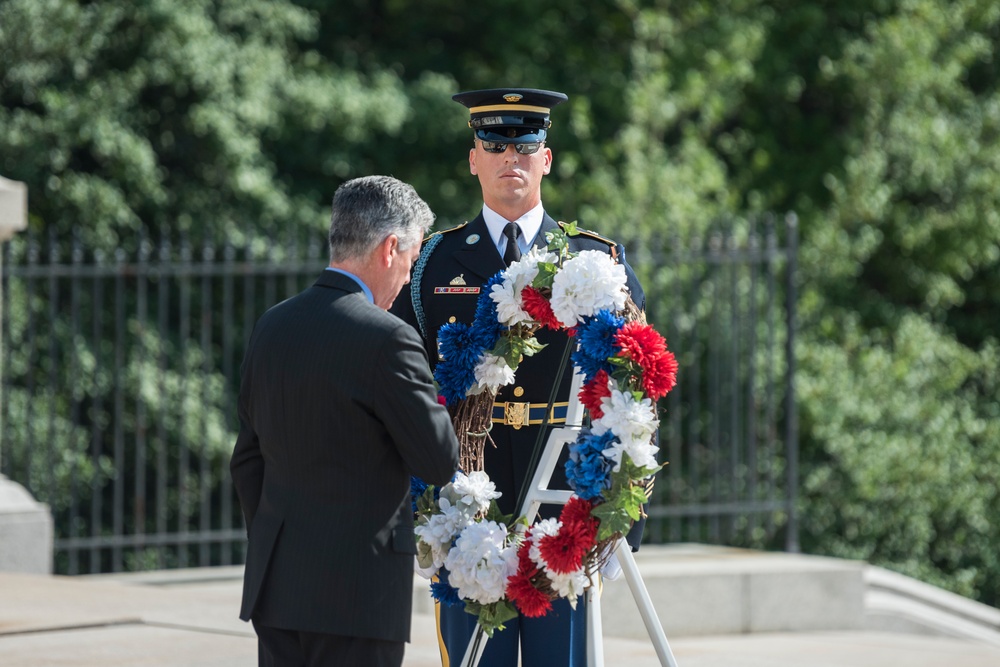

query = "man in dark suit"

[
  {"left": 231, "top": 175, "right": 461, "bottom": 667},
  {"left": 390, "top": 89, "right": 647, "bottom": 667}
]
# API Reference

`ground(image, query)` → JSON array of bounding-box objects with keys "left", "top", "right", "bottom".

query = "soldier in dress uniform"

[{"left": 391, "top": 88, "right": 648, "bottom": 667}]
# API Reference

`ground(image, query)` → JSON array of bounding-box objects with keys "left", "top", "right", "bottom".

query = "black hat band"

[{"left": 469, "top": 115, "right": 551, "bottom": 130}]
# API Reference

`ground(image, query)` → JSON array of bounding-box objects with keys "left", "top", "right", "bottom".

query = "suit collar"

[{"left": 314, "top": 269, "right": 366, "bottom": 296}]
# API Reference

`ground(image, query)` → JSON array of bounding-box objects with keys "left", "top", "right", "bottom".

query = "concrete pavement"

[{"left": 3, "top": 547, "right": 1000, "bottom": 666}]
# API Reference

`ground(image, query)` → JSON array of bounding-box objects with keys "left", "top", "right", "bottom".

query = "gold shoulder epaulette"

[
  {"left": 423, "top": 221, "right": 468, "bottom": 243},
  {"left": 558, "top": 220, "right": 616, "bottom": 247},
  {"left": 558, "top": 221, "right": 619, "bottom": 260}
]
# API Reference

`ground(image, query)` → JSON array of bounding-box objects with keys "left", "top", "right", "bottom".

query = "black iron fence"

[
  {"left": 634, "top": 215, "right": 799, "bottom": 552},
  {"left": 0, "top": 216, "right": 797, "bottom": 574}
]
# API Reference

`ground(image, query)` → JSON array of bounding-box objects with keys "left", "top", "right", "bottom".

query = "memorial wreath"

[{"left": 412, "top": 224, "right": 677, "bottom": 636}]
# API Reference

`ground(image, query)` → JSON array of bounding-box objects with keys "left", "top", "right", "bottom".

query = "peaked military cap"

[{"left": 452, "top": 88, "right": 568, "bottom": 143}]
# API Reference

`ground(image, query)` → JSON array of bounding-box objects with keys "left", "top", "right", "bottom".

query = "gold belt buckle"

[{"left": 504, "top": 402, "right": 530, "bottom": 430}]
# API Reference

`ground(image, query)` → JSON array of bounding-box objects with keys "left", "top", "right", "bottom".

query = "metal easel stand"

[{"left": 460, "top": 371, "right": 680, "bottom": 667}]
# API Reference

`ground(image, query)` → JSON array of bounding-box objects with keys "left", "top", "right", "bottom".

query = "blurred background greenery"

[{"left": 1, "top": 0, "right": 998, "bottom": 605}]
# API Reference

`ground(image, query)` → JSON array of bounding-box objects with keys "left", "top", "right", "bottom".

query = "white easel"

[{"left": 459, "top": 371, "right": 680, "bottom": 667}]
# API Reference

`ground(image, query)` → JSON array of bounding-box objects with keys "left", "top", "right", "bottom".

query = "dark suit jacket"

[
  {"left": 231, "top": 270, "right": 459, "bottom": 642},
  {"left": 390, "top": 212, "right": 648, "bottom": 547}
]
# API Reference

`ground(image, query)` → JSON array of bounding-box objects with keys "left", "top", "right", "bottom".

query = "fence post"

[
  {"left": 0, "top": 175, "right": 54, "bottom": 574},
  {"left": 784, "top": 212, "right": 800, "bottom": 553}
]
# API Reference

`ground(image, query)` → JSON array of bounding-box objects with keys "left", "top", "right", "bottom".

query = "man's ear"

[
  {"left": 381, "top": 234, "right": 399, "bottom": 267},
  {"left": 469, "top": 148, "right": 478, "bottom": 176}
]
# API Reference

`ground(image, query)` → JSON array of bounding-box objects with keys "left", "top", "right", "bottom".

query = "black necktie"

[{"left": 502, "top": 222, "right": 522, "bottom": 266}]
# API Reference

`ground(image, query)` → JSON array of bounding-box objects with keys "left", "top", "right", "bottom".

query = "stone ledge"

[
  {"left": 598, "top": 544, "right": 865, "bottom": 638},
  {"left": 0, "top": 476, "right": 53, "bottom": 575}
]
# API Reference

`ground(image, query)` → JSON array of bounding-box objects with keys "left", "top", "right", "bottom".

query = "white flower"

[
  {"left": 594, "top": 390, "right": 660, "bottom": 471},
  {"left": 490, "top": 248, "right": 559, "bottom": 326},
  {"left": 508, "top": 247, "right": 558, "bottom": 289},
  {"left": 473, "top": 353, "right": 516, "bottom": 393},
  {"left": 442, "top": 471, "right": 502, "bottom": 518},
  {"left": 444, "top": 521, "right": 520, "bottom": 605},
  {"left": 599, "top": 436, "right": 660, "bottom": 472},
  {"left": 527, "top": 518, "right": 562, "bottom": 569},
  {"left": 549, "top": 250, "right": 627, "bottom": 327},
  {"left": 414, "top": 497, "right": 473, "bottom": 569},
  {"left": 490, "top": 279, "right": 531, "bottom": 326},
  {"left": 546, "top": 567, "right": 590, "bottom": 605}
]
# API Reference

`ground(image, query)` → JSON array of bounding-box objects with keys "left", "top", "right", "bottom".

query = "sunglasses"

[{"left": 479, "top": 140, "right": 543, "bottom": 155}]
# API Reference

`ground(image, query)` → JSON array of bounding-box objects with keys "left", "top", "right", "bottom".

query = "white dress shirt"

[{"left": 481, "top": 202, "right": 544, "bottom": 259}]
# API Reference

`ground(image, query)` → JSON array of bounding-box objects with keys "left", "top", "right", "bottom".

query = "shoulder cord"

[{"left": 410, "top": 233, "right": 443, "bottom": 340}]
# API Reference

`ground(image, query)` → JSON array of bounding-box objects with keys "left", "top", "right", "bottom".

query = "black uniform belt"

[{"left": 491, "top": 401, "right": 569, "bottom": 430}]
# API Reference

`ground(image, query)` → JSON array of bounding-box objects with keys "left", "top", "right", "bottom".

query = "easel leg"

[
  {"left": 616, "top": 541, "right": 680, "bottom": 667},
  {"left": 586, "top": 576, "right": 604, "bottom": 667},
  {"left": 459, "top": 626, "right": 487, "bottom": 667}
]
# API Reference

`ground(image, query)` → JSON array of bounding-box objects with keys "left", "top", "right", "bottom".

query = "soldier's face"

[{"left": 469, "top": 140, "right": 552, "bottom": 212}]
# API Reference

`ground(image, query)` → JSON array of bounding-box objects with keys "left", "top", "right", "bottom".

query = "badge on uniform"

[{"left": 434, "top": 274, "right": 480, "bottom": 294}]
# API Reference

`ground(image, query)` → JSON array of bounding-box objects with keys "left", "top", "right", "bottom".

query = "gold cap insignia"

[
  {"left": 449, "top": 274, "right": 467, "bottom": 286},
  {"left": 503, "top": 93, "right": 523, "bottom": 103}
]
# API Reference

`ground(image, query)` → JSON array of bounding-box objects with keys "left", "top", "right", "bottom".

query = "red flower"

[
  {"left": 641, "top": 350, "right": 678, "bottom": 401},
  {"left": 578, "top": 370, "right": 611, "bottom": 419},
  {"left": 614, "top": 322, "right": 667, "bottom": 368},
  {"left": 437, "top": 394, "right": 448, "bottom": 406},
  {"left": 506, "top": 573, "right": 553, "bottom": 618},
  {"left": 560, "top": 496, "right": 597, "bottom": 530},
  {"left": 515, "top": 536, "right": 537, "bottom": 574},
  {"left": 521, "top": 286, "right": 561, "bottom": 330},
  {"left": 538, "top": 521, "right": 592, "bottom": 574}
]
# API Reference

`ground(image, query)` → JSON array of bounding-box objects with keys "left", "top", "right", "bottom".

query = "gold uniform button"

[
  {"left": 513, "top": 386, "right": 524, "bottom": 397},
  {"left": 448, "top": 316, "right": 457, "bottom": 323}
]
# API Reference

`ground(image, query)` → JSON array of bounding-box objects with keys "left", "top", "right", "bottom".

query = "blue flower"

[
  {"left": 411, "top": 476, "right": 428, "bottom": 514},
  {"left": 431, "top": 569, "right": 465, "bottom": 608},
  {"left": 572, "top": 310, "right": 624, "bottom": 381},
  {"left": 565, "top": 429, "right": 616, "bottom": 500},
  {"left": 435, "top": 322, "right": 484, "bottom": 405},
  {"left": 471, "top": 272, "right": 506, "bottom": 348}
]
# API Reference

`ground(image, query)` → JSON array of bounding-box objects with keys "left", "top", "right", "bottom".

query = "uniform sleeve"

[
  {"left": 617, "top": 242, "right": 646, "bottom": 311},
  {"left": 616, "top": 240, "right": 651, "bottom": 551}
]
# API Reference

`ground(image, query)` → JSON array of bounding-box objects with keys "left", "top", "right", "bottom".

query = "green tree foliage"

[
  {"left": 2, "top": 0, "right": 1000, "bottom": 604},
  {"left": 0, "top": 0, "right": 411, "bottom": 247}
]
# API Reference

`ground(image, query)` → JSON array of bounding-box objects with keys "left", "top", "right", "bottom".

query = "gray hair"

[{"left": 328, "top": 175, "right": 435, "bottom": 263}]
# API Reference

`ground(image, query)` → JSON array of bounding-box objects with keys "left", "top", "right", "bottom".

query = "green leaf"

[
  {"left": 484, "top": 500, "right": 514, "bottom": 526},
  {"left": 591, "top": 501, "right": 633, "bottom": 541},
  {"left": 415, "top": 539, "right": 435, "bottom": 569},
  {"left": 532, "top": 262, "right": 559, "bottom": 289},
  {"left": 475, "top": 600, "right": 520, "bottom": 637},
  {"left": 416, "top": 486, "right": 438, "bottom": 517}
]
